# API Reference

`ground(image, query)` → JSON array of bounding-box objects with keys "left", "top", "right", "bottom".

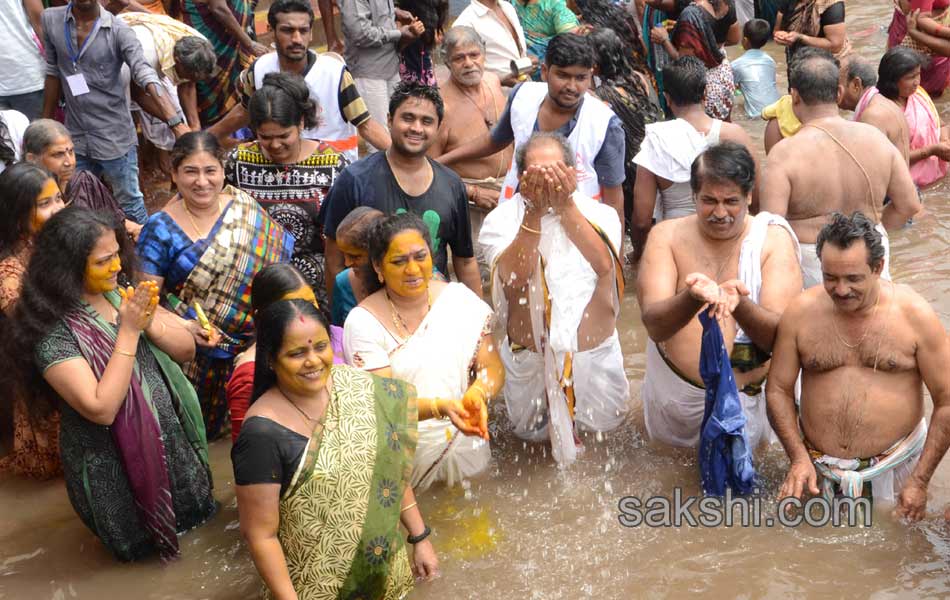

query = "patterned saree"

[
  {"left": 270, "top": 365, "right": 418, "bottom": 600},
  {"left": 160, "top": 185, "right": 294, "bottom": 439}
]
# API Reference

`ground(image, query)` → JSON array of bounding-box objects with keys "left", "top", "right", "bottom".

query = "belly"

[{"left": 800, "top": 367, "right": 923, "bottom": 458}]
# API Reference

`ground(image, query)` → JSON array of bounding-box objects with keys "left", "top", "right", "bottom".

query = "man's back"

[
  {"left": 761, "top": 118, "right": 914, "bottom": 242},
  {"left": 859, "top": 93, "right": 911, "bottom": 164}
]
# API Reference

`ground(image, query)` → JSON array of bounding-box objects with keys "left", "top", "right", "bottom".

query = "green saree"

[{"left": 269, "top": 365, "right": 418, "bottom": 600}]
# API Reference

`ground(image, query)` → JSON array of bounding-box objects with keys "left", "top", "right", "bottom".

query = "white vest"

[
  {"left": 501, "top": 82, "right": 615, "bottom": 201},
  {"left": 253, "top": 51, "right": 359, "bottom": 162}
]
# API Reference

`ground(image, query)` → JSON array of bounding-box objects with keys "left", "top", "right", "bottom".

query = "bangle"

[
  {"left": 114, "top": 347, "right": 136, "bottom": 358},
  {"left": 401, "top": 501, "right": 418, "bottom": 513},
  {"left": 407, "top": 524, "right": 431, "bottom": 544},
  {"left": 430, "top": 397, "right": 442, "bottom": 419},
  {"left": 520, "top": 222, "right": 541, "bottom": 235}
]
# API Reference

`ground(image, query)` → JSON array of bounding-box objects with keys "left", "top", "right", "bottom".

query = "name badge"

[{"left": 66, "top": 73, "right": 90, "bottom": 96}]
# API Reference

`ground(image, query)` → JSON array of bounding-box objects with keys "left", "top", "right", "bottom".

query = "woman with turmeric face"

[
  {"left": 343, "top": 213, "right": 505, "bottom": 491},
  {"left": 10, "top": 207, "right": 216, "bottom": 560},
  {"left": 0, "top": 163, "right": 66, "bottom": 479}
]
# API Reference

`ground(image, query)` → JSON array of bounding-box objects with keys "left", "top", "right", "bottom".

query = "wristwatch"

[{"left": 166, "top": 113, "right": 185, "bottom": 128}]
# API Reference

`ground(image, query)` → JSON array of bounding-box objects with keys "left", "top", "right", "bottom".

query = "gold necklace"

[
  {"left": 181, "top": 196, "right": 222, "bottom": 238},
  {"left": 285, "top": 389, "right": 336, "bottom": 431},
  {"left": 831, "top": 285, "right": 882, "bottom": 349},
  {"left": 386, "top": 289, "right": 431, "bottom": 337}
]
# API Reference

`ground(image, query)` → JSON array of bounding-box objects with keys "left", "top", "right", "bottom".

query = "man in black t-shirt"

[{"left": 321, "top": 83, "right": 483, "bottom": 302}]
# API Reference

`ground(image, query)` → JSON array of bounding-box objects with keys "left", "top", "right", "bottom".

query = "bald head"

[
  {"left": 515, "top": 131, "right": 575, "bottom": 174},
  {"left": 790, "top": 48, "right": 840, "bottom": 106}
]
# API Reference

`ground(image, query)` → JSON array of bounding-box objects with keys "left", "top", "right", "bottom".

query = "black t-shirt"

[
  {"left": 712, "top": 0, "right": 738, "bottom": 45},
  {"left": 779, "top": 0, "right": 846, "bottom": 33},
  {"left": 320, "top": 152, "right": 475, "bottom": 275},
  {"left": 232, "top": 416, "right": 307, "bottom": 496}
]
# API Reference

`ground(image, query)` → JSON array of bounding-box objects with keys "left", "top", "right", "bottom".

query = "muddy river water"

[{"left": 4, "top": 1, "right": 950, "bottom": 598}]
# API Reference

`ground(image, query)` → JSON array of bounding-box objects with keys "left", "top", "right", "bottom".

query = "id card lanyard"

[{"left": 63, "top": 2, "right": 99, "bottom": 71}]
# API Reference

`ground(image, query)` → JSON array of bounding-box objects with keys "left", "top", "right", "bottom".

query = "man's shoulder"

[
  {"left": 429, "top": 159, "right": 464, "bottom": 186},
  {"left": 42, "top": 6, "right": 68, "bottom": 26}
]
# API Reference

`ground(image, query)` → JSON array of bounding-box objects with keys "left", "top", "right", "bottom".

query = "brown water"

[{"left": 5, "top": 2, "right": 950, "bottom": 598}]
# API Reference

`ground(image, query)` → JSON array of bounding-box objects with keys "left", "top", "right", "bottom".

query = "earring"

[{"left": 378, "top": 273, "right": 384, "bottom": 283}]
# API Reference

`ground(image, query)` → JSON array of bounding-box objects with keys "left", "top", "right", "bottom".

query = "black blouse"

[{"left": 232, "top": 416, "right": 308, "bottom": 496}]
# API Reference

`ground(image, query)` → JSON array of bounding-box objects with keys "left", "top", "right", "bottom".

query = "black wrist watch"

[
  {"left": 166, "top": 113, "right": 185, "bottom": 128},
  {"left": 406, "top": 524, "right": 431, "bottom": 544}
]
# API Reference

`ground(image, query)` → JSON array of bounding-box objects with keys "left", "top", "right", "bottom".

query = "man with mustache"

[
  {"left": 208, "top": 0, "right": 391, "bottom": 161},
  {"left": 638, "top": 142, "right": 802, "bottom": 449},
  {"left": 427, "top": 27, "right": 512, "bottom": 267},
  {"left": 436, "top": 32, "right": 627, "bottom": 239},
  {"left": 767, "top": 211, "right": 950, "bottom": 521},
  {"left": 759, "top": 48, "right": 919, "bottom": 288},
  {"left": 631, "top": 56, "right": 757, "bottom": 263}
]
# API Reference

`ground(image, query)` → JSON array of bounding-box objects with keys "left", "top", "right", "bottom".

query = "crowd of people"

[{"left": 2, "top": 0, "right": 950, "bottom": 597}]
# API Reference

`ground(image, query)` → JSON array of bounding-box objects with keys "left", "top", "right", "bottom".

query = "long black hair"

[
  {"left": 363, "top": 212, "right": 433, "bottom": 295},
  {"left": 580, "top": 0, "right": 652, "bottom": 77},
  {"left": 397, "top": 0, "right": 447, "bottom": 47},
  {"left": 251, "top": 263, "right": 309, "bottom": 313},
  {"left": 251, "top": 299, "right": 331, "bottom": 403},
  {"left": 877, "top": 47, "right": 925, "bottom": 101},
  {"left": 0, "top": 163, "right": 57, "bottom": 258}
]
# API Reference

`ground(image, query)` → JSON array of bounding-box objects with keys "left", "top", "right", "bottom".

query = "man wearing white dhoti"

[
  {"left": 638, "top": 142, "right": 802, "bottom": 449},
  {"left": 479, "top": 132, "right": 628, "bottom": 466}
]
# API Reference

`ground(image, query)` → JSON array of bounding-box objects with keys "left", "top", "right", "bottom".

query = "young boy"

[{"left": 731, "top": 19, "right": 781, "bottom": 118}]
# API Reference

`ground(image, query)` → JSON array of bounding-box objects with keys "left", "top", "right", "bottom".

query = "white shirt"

[
  {"left": 0, "top": 0, "right": 45, "bottom": 95},
  {"left": 0, "top": 110, "right": 29, "bottom": 173},
  {"left": 453, "top": 0, "right": 527, "bottom": 80}
]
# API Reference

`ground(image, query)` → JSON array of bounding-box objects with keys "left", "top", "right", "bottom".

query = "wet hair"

[
  {"left": 580, "top": 0, "right": 651, "bottom": 76},
  {"left": 0, "top": 163, "right": 57, "bottom": 257},
  {"left": 22, "top": 119, "right": 71, "bottom": 157},
  {"left": 877, "top": 47, "right": 925, "bottom": 101},
  {"left": 251, "top": 299, "right": 331, "bottom": 403},
  {"left": 545, "top": 32, "right": 595, "bottom": 69},
  {"left": 267, "top": 0, "right": 314, "bottom": 28},
  {"left": 249, "top": 71, "right": 319, "bottom": 133},
  {"left": 663, "top": 56, "right": 707, "bottom": 106},
  {"left": 336, "top": 206, "right": 385, "bottom": 248},
  {"left": 846, "top": 55, "right": 878, "bottom": 89},
  {"left": 514, "top": 131, "right": 576, "bottom": 175},
  {"left": 174, "top": 36, "right": 216, "bottom": 81},
  {"left": 743, "top": 18, "right": 771, "bottom": 49},
  {"left": 789, "top": 47, "right": 840, "bottom": 105},
  {"left": 11, "top": 207, "right": 137, "bottom": 416},
  {"left": 170, "top": 130, "right": 225, "bottom": 170},
  {"left": 250, "top": 263, "right": 309, "bottom": 313},
  {"left": 690, "top": 142, "right": 756, "bottom": 196},
  {"left": 388, "top": 81, "right": 445, "bottom": 124},
  {"left": 399, "top": 0, "right": 448, "bottom": 47},
  {"left": 816, "top": 212, "right": 886, "bottom": 270},
  {"left": 440, "top": 26, "right": 485, "bottom": 63},
  {"left": 363, "top": 212, "right": 432, "bottom": 295},
  {"left": 588, "top": 27, "right": 660, "bottom": 189}
]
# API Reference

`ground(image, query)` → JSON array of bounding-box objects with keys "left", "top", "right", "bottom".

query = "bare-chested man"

[
  {"left": 639, "top": 142, "right": 802, "bottom": 449},
  {"left": 759, "top": 48, "right": 920, "bottom": 289},
  {"left": 767, "top": 212, "right": 950, "bottom": 519},
  {"left": 839, "top": 54, "right": 910, "bottom": 164},
  {"left": 428, "top": 27, "right": 512, "bottom": 214},
  {"left": 479, "top": 132, "right": 627, "bottom": 465}
]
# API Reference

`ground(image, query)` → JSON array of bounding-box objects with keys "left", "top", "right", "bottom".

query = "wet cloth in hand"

[{"left": 698, "top": 312, "right": 756, "bottom": 496}]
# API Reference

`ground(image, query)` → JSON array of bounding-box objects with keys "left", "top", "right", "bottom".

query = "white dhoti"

[
  {"left": 412, "top": 419, "right": 491, "bottom": 491},
  {"left": 811, "top": 418, "right": 927, "bottom": 504},
  {"left": 800, "top": 223, "right": 891, "bottom": 288},
  {"left": 501, "top": 331, "right": 629, "bottom": 441},
  {"left": 641, "top": 340, "right": 770, "bottom": 449}
]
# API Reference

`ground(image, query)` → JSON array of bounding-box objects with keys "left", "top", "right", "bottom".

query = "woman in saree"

[
  {"left": 878, "top": 46, "right": 950, "bottom": 189},
  {"left": 0, "top": 163, "right": 65, "bottom": 479},
  {"left": 21, "top": 119, "right": 137, "bottom": 239},
  {"left": 11, "top": 207, "right": 215, "bottom": 561},
  {"left": 649, "top": 0, "right": 736, "bottom": 119},
  {"left": 773, "top": 0, "right": 850, "bottom": 78},
  {"left": 137, "top": 131, "right": 295, "bottom": 440},
  {"left": 226, "top": 263, "right": 345, "bottom": 442},
  {"left": 515, "top": 0, "right": 582, "bottom": 70},
  {"left": 179, "top": 0, "right": 269, "bottom": 125},
  {"left": 331, "top": 207, "right": 384, "bottom": 327},
  {"left": 641, "top": 0, "right": 692, "bottom": 112},
  {"left": 901, "top": 4, "right": 950, "bottom": 97},
  {"left": 225, "top": 72, "right": 349, "bottom": 308},
  {"left": 232, "top": 299, "right": 440, "bottom": 599},
  {"left": 344, "top": 213, "right": 502, "bottom": 491}
]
